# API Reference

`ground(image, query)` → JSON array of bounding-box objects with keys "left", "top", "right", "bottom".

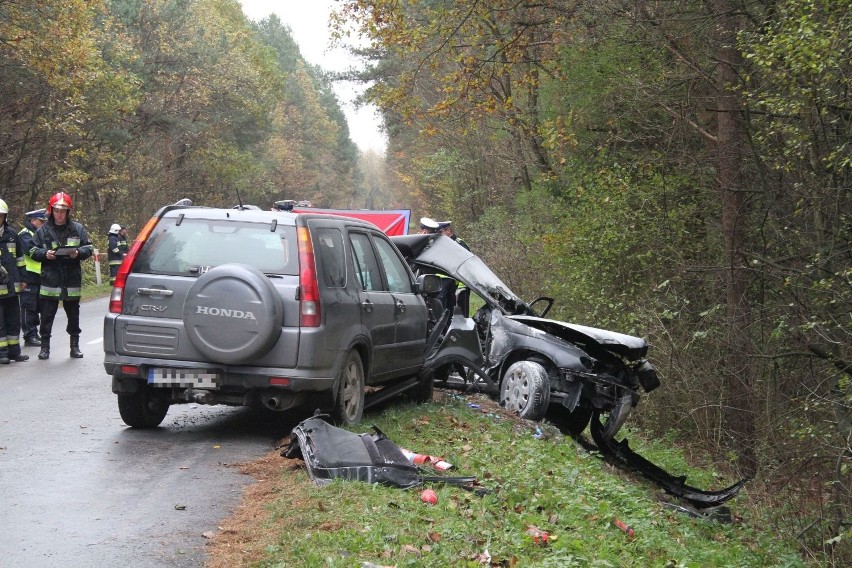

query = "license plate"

[{"left": 148, "top": 368, "right": 219, "bottom": 389}]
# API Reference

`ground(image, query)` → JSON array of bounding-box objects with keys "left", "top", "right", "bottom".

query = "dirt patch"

[{"left": 204, "top": 450, "right": 303, "bottom": 567}]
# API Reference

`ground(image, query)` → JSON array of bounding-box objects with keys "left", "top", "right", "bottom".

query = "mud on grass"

[{"left": 205, "top": 391, "right": 802, "bottom": 567}]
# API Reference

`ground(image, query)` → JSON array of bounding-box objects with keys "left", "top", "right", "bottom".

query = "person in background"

[
  {"left": 18, "top": 208, "right": 46, "bottom": 347},
  {"left": 419, "top": 217, "right": 439, "bottom": 234},
  {"left": 272, "top": 200, "right": 295, "bottom": 212},
  {"left": 437, "top": 220, "right": 471, "bottom": 251},
  {"left": 30, "top": 192, "right": 94, "bottom": 360},
  {"left": 436, "top": 220, "right": 471, "bottom": 316},
  {"left": 107, "top": 223, "right": 129, "bottom": 285},
  {"left": 0, "top": 199, "right": 29, "bottom": 364}
]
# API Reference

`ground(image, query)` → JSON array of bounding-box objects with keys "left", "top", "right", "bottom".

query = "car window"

[
  {"left": 313, "top": 227, "right": 346, "bottom": 288},
  {"left": 134, "top": 217, "right": 298, "bottom": 275},
  {"left": 373, "top": 236, "right": 413, "bottom": 294},
  {"left": 349, "top": 232, "right": 384, "bottom": 291}
]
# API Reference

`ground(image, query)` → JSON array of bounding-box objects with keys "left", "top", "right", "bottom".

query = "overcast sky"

[{"left": 238, "top": 0, "right": 387, "bottom": 154}]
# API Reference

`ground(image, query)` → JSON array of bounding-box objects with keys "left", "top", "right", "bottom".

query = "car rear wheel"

[
  {"left": 500, "top": 361, "right": 550, "bottom": 420},
  {"left": 117, "top": 388, "right": 170, "bottom": 428},
  {"left": 332, "top": 350, "right": 365, "bottom": 426}
]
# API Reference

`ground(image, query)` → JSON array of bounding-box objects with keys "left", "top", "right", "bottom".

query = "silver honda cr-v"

[{"left": 104, "top": 203, "right": 439, "bottom": 428}]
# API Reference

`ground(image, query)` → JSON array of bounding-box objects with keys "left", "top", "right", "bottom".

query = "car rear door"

[
  {"left": 371, "top": 234, "right": 427, "bottom": 376},
  {"left": 348, "top": 231, "right": 397, "bottom": 380}
]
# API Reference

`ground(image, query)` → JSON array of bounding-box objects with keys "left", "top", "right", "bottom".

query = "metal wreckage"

[{"left": 386, "top": 233, "right": 747, "bottom": 512}]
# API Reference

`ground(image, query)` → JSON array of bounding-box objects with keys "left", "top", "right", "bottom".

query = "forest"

[{"left": 1, "top": 0, "right": 849, "bottom": 564}]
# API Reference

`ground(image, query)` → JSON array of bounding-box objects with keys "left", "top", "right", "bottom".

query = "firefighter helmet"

[
  {"left": 109, "top": 223, "right": 122, "bottom": 234},
  {"left": 0, "top": 199, "right": 7, "bottom": 215},
  {"left": 48, "top": 192, "right": 73, "bottom": 215}
]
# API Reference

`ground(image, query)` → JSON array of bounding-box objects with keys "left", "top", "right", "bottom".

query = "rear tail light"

[
  {"left": 120, "top": 365, "right": 142, "bottom": 377},
  {"left": 297, "top": 226, "right": 321, "bottom": 327},
  {"left": 109, "top": 216, "right": 159, "bottom": 314}
]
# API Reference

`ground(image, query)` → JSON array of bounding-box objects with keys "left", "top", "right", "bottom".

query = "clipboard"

[{"left": 53, "top": 246, "right": 79, "bottom": 257}]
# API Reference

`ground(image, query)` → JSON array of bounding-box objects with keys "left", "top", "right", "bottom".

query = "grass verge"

[{"left": 206, "top": 392, "right": 805, "bottom": 567}]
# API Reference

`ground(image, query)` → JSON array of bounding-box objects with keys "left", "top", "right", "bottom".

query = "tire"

[
  {"left": 117, "top": 389, "right": 170, "bottom": 428},
  {"left": 589, "top": 392, "right": 634, "bottom": 446},
  {"left": 331, "top": 350, "right": 365, "bottom": 426},
  {"left": 500, "top": 361, "right": 551, "bottom": 420},
  {"left": 184, "top": 264, "right": 283, "bottom": 364}
]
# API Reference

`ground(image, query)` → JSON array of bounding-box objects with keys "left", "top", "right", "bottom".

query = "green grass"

[
  {"left": 81, "top": 260, "right": 113, "bottom": 301},
  {"left": 82, "top": 281, "right": 112, "bottom": 301},
  {"left": 254, "top": 394, "right": 805, "bottom": 567}
]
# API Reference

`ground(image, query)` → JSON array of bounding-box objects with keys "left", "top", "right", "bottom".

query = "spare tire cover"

[{"left": 184, "top": 264, "right": 283, "bottom": 364}]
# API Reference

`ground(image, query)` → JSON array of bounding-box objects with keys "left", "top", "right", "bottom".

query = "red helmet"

[{"left": 48, "top": 192, "right": 73, "bottom": 215}]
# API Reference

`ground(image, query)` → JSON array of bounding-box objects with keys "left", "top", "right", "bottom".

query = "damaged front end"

[{"left": 393, "top": 233, "right": 746, "bottom": 509}]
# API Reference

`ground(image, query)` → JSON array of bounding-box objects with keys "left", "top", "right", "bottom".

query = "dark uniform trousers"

[
  {"left": 39, "top": 299, "right": 81, "bottom": 340},
  {"left": 19, "top": 285, "right": 40, "bottom": 340}
]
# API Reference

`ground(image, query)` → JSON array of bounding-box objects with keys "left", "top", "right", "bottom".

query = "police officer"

[
  {"left": 437, "top": 220, "right": 471, "bottom": 251},
  {"left": 30, "top": 192, "right": 94, "bottom": 360},
  {"left": 0, "top": 199, "right": 29, "bottom": 364},
  {"left": 419, "top": 217, "right": 440, "bottom": 234},
  {"left": 18, "top": 208, "right": 46, "bottom": 347},
  {"left": 436, "top": 220, "right": 471, "bottom": 315},
  {"left": 107, "top": 223, "right": 129, "bottom": 285}
]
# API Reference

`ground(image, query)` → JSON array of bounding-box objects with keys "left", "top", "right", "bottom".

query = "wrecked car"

[
  {"left": 395, "top": 233, "right": 745, "bottom": 508},
  {"left": 393, "top": 233, "right": 658, "bottom": 444}
]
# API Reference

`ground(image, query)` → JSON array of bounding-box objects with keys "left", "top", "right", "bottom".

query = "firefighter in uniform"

[
  {"left": 18, "top": 208, "right": 46, "bottom": 347},
  {"left": 0, "top": 199, "right": 29, "bottom": 363},
  {"left": 107, "top": 223, "right": 128, "bottom": 285},
  {"left": 30, "top": 192, "right": 94, "bottom": 360}
]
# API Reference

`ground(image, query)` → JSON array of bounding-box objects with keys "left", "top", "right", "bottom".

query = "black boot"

[
  {"left": 70, "top": 335, "right": 83, "bottom": 359},
  {"left": 38, "top": 337, "right": 50, "bottom": 360}
]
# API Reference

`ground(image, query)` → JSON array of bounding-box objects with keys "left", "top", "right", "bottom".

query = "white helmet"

[
  {"left": 0, "top": 199, "right": 7, "bottom": 215},
  {"left": 109, "top": 223, "right": 122, "bottom": 234}
]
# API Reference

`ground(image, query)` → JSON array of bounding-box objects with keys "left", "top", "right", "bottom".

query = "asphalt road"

[{"left": 0, "top": 297, "right": 298, "bottom": 567}]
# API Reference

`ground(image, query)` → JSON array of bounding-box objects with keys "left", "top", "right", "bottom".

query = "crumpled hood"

[
  {"left": 391, "top": 234, "right": 525, "bottom": 311},
  {"left": 510, "top": 316, "right": 648, "bottom": 360},
  {"left": 391, "top": 234, "right": 649, "bottom": 360}
]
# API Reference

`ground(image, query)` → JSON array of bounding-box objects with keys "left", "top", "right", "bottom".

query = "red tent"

[{"left": 292, "top": 208, "right": 411, "bottom": 236}]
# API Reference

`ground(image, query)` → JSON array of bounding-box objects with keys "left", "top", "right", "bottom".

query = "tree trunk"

[{"left": 710, "top": 0, "right": 757, "bottom": 476}]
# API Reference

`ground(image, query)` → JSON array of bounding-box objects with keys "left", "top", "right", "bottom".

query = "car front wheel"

[
  {"left": 117, "top": 388, "right": 170, "bottom": 428},
  {"left": 332, "top": 350, "right": 365, "bottom": 426},
  {"left": 500, "top": 361, "right": 550, "bottom": 420}
]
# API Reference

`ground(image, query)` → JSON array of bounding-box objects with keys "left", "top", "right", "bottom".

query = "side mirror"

[{"left": 416, "top": 274, "right": 442, "bottom": 295}]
